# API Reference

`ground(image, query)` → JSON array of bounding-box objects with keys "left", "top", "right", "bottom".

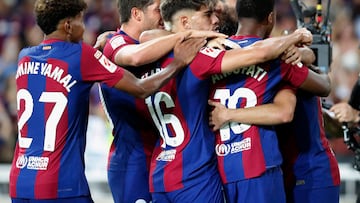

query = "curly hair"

[
  {"left": 160, "top": 0, "right": 217, "bottom": 23},
  {"left": 34, "top": 0, "right": 87, "bottom": 35},
  {"left": 236, "top": 0, "right": 274, "bottom": 22}
]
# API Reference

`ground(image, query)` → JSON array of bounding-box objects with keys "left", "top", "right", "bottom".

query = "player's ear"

[
  {"left": 131, "top": 7, "right": 143, "bottom": 22},
  {"left": 64, "top": 19, "right": 72, "bottom": 34},
  {"left": 180, "top": 16, "right": 191, "bottom": 29},
  {"left": 268, "top": 11, "right": 274, "bottom": 25}
]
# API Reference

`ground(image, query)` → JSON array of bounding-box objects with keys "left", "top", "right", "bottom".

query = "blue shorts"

[
  {"left": 151, "top": 171, "right": 224, "bottom": 203},
  {"left": 108, "top": 167, "right": 152, "bottom": 203},
  {"left": 12, "top": 196, "right": 93, "bottom": 203},
  {"left": 224, "top": 166, "right": 286, "bottom": 203},
  {"left": 290, "top": 186, "right": 339, "bottom": 203}
]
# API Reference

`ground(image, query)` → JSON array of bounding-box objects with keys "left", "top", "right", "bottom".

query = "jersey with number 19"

[
  {"left": 148, "top": 47, "right": 226, "bottom": 194},
  {"left": 210, "top": 36, "right": 309, "bottom": 184},
  {"left": 10, "top": 39, "right": 124, "bottom": 199}
]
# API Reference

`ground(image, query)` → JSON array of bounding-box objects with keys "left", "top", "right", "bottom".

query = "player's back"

[
  {"left": 147, "top": 49, "right": 226, "bottom": 193},
  {"left": 210, "top": 35, "right": 309, "bottom": 183},
  {"left": 10, "top": 39, "right": 122, "bottom": 199},
  {"left": 101, "top": 31, "right": 158, "bottom": 172},
  {"left": 277, "top": 90, "right": 340, "bottom": 190}
]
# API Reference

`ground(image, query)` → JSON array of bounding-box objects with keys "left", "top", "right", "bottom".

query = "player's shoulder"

[
  {"left": 197, "top": 47, "right": 224, "bottom": 59},
  {"left": 107, "top": 32, "right": 137, "bottom": 50}
]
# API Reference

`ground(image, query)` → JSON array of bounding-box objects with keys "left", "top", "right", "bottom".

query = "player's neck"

[
  {"left": 121, "top": 23, "right": 142, "bottom": 40},
  {"left": 44, "top": 30, "right": 68, "bottom": 42},
  {"left": 235, "top": 19, "right": 267, "bottom": 39}
]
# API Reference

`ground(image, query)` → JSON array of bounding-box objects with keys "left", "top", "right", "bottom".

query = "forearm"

[
  {"left": 116, "top": 33, "right": 181, "bottom": 66},
  {"left": 257, "top": 32, "right": 305, "bottom": 61},
  {"left": 116, "top": 59, "right": 185, "bottom": 98},
  {"left": 299, "top": 69, "right": 331, "bottom": 97},
  {"left": 227, "top": 104, "right": 293, "bottom": 125},
  {"left": 221, "top": 32, "right": 304, "bottom": 73}
]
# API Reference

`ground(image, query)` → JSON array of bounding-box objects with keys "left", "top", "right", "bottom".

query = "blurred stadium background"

[{"left": 0, "top": 0, "right": 359, "bottom": 202}]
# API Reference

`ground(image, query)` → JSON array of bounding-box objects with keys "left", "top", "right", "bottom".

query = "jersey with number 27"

[
  {"left": 210, "top": 35, "right": 309, "bottom": 184},
  {"left": 10, "top": 39, "right": 124, "bottom": 199}
]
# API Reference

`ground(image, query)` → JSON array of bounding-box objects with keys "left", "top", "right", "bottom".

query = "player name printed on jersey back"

[
  {"left": 16, "top": 61, "right": 77, "bottom": 92},
  {"left": 211, "top": 65, "right": 268, "bottom": 84}
]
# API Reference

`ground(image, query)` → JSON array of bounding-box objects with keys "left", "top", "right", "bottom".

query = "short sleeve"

[
  {"left": 80, "top": 42, "right": 124, "bottom": 87},
  {"left": 189, "top": 47, "right": 226, "bottom": 80},
  {"left": 280, "top": 62, "right": 309, "bottom": 88}
]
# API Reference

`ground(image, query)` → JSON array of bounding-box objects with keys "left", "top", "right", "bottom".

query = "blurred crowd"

[{"left": 0, "top": 0, "right": 359, "bottom": 163}]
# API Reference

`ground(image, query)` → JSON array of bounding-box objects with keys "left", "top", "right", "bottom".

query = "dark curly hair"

[
  {"left": 236, "top": 0, "right": 274, "bottom": 22},
  {"left": 34, "top": 0, "right": 87, "bottom": 35}
]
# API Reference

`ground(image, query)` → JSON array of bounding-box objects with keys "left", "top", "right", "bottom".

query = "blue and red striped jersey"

[
  {"left": 277, "top": 90, "right": 340, "bottom": 190},
  {"left": 209, "top": 36, "right": 309, "bottom": 184},
  {"left": 148, "top": 47, "right": 226, "bottom": 192},
  {"left": 10, "top": 39, "right": 124, "bottom": 199},
  {"left": 101, "top": 30, "right": 158, "bottom": 173}
]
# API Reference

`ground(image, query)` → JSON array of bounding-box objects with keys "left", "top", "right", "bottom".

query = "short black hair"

[
  {"left": 236, "top": 0, "right": 274, "bottom": 22},
  {"left": 117, "top": 0, "right": 154, "bottom": 24},
  {"left": 34, "top": 0, "right": 87, "bottom": 35},
  {"left": 160, "top": 0, "right": 217, "bottom": 22}
]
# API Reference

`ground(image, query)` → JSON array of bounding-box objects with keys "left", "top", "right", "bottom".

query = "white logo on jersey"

[
  {"left": 200, "top": 47, "right": 222, "bottom": 58},
  {"left": 215, "top": 138, "right": 252, "bottom": 156},
  {"left": 215, "top": 144, "right": 231, "bottom": 156},
  {"left": 110, "top": 35, "right": 126, "bottom": 50},
  {"left": 99, "top": 55, "right": 117, "bottom": 73},
  {"left": 156, "top": 149, "right": 176, "bottom": 162},
  {"left": 16, "top": 155, "right": 28, "bottom": 169},
  {"left": 27, "top": 156, "right": 49, "bottom": 170},
  {"left": 16, "top": 155, "right": 49, "bottom": 170},
  {"left": 231, "top": 137, "right": 251, "bottom": 153}
]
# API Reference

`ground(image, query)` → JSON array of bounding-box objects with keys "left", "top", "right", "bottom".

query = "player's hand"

[
  {"left": 173, "top": 37, "right": 206, "bottom": 67},
  {"left": 206, "top": 38, "right": 241, "bottom": 50},
  {"left": 330, "top": 102, "right": 360, "bottom": 123},
  {"left": 281, "top": 45, "right": 302, "bottom": 65},
  {"left": 93, "top": 31, "right": 116, "bottom": 50},
  {"left": 294, "top": 28, "right": 313, "bottom": 46},
  {"left": 208, "top": 100, "right": 229, "bottom": 131}
]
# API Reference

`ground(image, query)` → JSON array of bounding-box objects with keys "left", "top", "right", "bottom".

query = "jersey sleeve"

[
  {"left": 103, "top": 34, "right": 133, "bottom": 61},
  {"left": 190, "top": 47, "right": 226, "bottom": 80},
  {"left": 80, "top": 42, "right": 124, "bottom": 87},
  {"left": 280, "top": 62, "right": 309, "bottom": 88}
]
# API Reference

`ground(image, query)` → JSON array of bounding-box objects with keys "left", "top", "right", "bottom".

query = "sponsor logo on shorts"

[
  {"left": 16, "top": 155, "right": 49, "bottom": 170},
  {"left": 215, "top": 137, "right": 251, "bottom": 156}
]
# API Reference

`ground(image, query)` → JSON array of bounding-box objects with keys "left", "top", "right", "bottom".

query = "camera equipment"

[
  {"left": 290, "top": 0, "right": 332, "bottom": 73},
  {"left": 342, "top": 123, "right": 360, "bottom": 171}
]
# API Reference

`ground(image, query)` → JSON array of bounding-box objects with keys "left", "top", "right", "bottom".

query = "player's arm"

[
  {"left": 113, "top": 37, "right": 206, "bottom": 98},
  {"left": 298, "top": 68, "right": 331, "bottom": 97},
  {"left": 209, "top": 88, "right": 297, "bottom": 131},
  {"left": 113, "top": 33, "right": 182, "bottom": 67},
  {"left": 220, "top": 28, "right": 313, "bottom": 73},
  {"left": 115, "top": 30, "right": 226, "bottom": 67}
]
